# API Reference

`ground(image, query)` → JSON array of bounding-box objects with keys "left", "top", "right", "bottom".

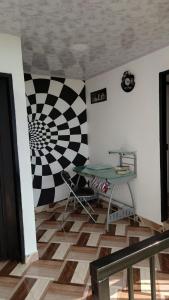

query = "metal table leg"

[
  {"left": 127, "top": 182, "right": 136, "bottom": 221},
  {"left": 106, "top": 185, "right": 115, "bottom": 231}
]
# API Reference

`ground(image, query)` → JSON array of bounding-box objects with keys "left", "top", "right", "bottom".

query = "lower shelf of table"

[{"left": 108, "top": 207, "right": 135, "bottom": 223}]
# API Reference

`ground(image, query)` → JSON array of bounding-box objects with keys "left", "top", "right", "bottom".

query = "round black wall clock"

[{"left": 121, "top": 71, "right": 135, "bottom": 92}]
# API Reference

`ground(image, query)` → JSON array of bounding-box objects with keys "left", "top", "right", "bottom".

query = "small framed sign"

[{"left": 91, "top": 88, "right": 107, "bottom": 104}]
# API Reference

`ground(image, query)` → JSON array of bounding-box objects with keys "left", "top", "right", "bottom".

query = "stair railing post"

[
  {"left": 91, "top": 276, "right": 110, "bottom": 300},
  {"left": 127, "top": 267, "right": 134, "bottom": 300},
  {"left": 149, "top": 255, "right": 156, "bottom": 300}
]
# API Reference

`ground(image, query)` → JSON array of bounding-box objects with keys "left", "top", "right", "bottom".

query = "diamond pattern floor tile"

[{"left": 0, "top": 201, "right": 169, "bottom": 299}]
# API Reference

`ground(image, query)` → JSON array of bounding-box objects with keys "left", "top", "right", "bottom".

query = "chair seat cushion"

[{"left": 72, "top": 187, "right": 95, "bottom": 196}]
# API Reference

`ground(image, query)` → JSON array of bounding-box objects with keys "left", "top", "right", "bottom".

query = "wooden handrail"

[{"left": 90, "top": 229, "right": 169, "bottom": 299}]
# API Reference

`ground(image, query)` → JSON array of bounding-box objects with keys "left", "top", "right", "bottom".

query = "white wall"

[
  {"left": 86, "top": 45, "right": 169, "bottom": 224},
  {"left": 0, "top": 34, "right": 37, "bottom": 256}
]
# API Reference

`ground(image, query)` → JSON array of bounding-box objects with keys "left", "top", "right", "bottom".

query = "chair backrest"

[{"left": 61, "top": 170, "right": 72, "bottom": 186}]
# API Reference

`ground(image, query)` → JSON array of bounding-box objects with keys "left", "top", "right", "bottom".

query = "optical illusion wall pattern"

[{"left": 24, "top": 74, "right": 88, "bottom": 207}]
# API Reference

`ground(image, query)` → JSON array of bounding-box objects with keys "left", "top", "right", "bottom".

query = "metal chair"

[{"left": 61, "top": 170, "right": 98, "bottom": 223}]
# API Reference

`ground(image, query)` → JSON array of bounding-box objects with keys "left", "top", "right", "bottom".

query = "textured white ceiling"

[{"left": 1, "top": 0, "right": 169, "bottom": 79}]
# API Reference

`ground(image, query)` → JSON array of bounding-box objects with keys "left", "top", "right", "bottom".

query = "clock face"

[
  {"left": 121, "top": 71, "right": 135, "bottom": 92},
  {"left": 125, "top": 78, "right": 130, "bottom": 86}
]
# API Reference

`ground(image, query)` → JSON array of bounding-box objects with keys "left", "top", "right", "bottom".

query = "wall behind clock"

[{"left": 24, "top": 73, "right": 88, "bottom": 207}]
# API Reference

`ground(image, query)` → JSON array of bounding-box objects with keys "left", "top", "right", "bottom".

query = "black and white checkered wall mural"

[{"left": 24, "top": 74, "right": 88, "bottom": 206}]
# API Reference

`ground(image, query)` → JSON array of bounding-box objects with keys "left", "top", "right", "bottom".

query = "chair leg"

[
  {"left": 82, "top": 198, "right": 95, "bottom": 213},
  {"left": 72, "top": 193, "right": 96, "bottom": 223},
  {"left": 73, "top": 197, "right": 76, "bottom": 209},
  {"left": 65, "top": 193, "right": 71, "bottom": 213},
  {"left": 62, "top": 177, "right": 96, "bottom": 223},
  {"left": 61, "top": 193, "right": 71, "bottom": 230},
  {"left": 81, "top": 202, "right": 96, "bottom": 223}
]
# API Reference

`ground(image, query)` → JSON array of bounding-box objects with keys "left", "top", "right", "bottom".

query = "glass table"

[{"left": 74, "top": 164, "right": 137, "bottom": 231}]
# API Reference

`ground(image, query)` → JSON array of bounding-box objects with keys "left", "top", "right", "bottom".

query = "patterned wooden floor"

[{"left": 0, "top": 201, "right": 169, "bottom": 299}]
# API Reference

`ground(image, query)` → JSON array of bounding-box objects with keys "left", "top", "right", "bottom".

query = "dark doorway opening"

[
  {"left": 159, "top": 70, "right": 169, "bottom": 222},
  {"left": 0, "top": 73, "right": 25, "bottom": 262}
]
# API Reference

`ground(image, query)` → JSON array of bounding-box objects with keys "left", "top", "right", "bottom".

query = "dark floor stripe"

[
  {"left": 36, "top": 229, "right": 46, "bottom": 241},
  {"left": 73, "top": 207, "right": 83, "bottom": 214},
  {"left": 130, "top": 218, "right": 139, "bottom": 227},
  {"left": 10, "top": 278, "right": 36, "bottom": 300},
  {"left": 76, "top": 233, "right": 90, "bottom": 246},
  {"left": 0, "top": 261, "right": 18, "bottom": 276},
  {"left": 64, "top": 221, "right": 74, "bottom": 232},
  {"left": 159, "top": 253, "right": 169, "bottom": 273},
  {"left": 50, "top": 213, "right": 61, "bottom": 221},
  {"left": 57, "top": 261, "right": 78, "bottom": 283},
  {"left": 109, "top": 224, "right": 116, "bottom": 235},
  {"left": 39, "top": 220, "right": 60, "bottom": 230},
  {"left": 104, "top": 224, "right": 116, "bottom": 236},
  {"left": 129, "top": 237, "right": 140, "bottom": 245},
  {"left": 99, "top": 247, "right": 112, "bottom": 258},
  {"left": 41, "top": 243, "right": 60, "bottom": 260}
]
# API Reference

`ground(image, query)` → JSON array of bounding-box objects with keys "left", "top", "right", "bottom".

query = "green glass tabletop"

[{"left": 74, "top": 165, "right": 136, "bottom": 184}]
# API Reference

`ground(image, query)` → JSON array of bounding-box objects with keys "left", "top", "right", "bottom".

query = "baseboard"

[
  {"left": 25, "top": 251, "right": 39, "bottom": 264},
  {"left": 162, "top": 221, "right": 169, "bottom": 231},
  {"left": 35, "top": 198, "right": 68, "bottom": 214},
  {"left": 136, "top": 216, "right": 163, "bottom": 232},
  {"left": 35, "top": 204, "right": 50, "bottom": 213}
]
